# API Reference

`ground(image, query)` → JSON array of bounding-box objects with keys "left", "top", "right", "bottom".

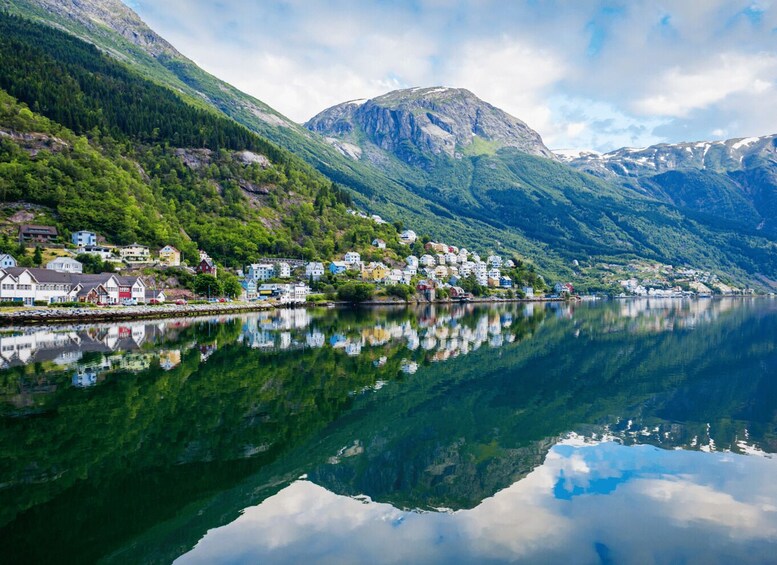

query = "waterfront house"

[
  {"left": 145, "top": 289, "right": 166, "bottom": 303},
  {"left": 19, "top": 225, "right": 58, "bottom": 244},
  {"left": 71, "top": 231, "right": 97, "bottom": 247},
  {"left": 46, "top": 257, "right": 83, "bottom": 274},
  {"left": 305, "top": 262, "right": 324, "bottom": 281},
  {"left": 522, "top": 286, "right": 535, "bottom": 298},
  {"left": 158, "top": 245, "right": 181, "bottom": 267},
  {"left": 0, "top": 254, "right": 17, "bottom": 269},
  {"left": 500, "top": 276, "right": 513, "bottom": 288}
]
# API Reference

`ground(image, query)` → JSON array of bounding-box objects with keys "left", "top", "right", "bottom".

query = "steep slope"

[
  {"left": 3, "top": 0, "right": 777, "bottom": 289},
  {"left": 0, "top": 13, "right": 396, "bottom": 267},
  {"left": 309, "top": 88, "right": 777, "bottom": 288},
  {"left": 560, "top": 135, "right": 777, "bottom": 235}
]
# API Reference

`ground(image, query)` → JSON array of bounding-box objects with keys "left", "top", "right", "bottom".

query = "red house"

[{"left": 197, "top": 258, "right": 217, "bottom": 277}]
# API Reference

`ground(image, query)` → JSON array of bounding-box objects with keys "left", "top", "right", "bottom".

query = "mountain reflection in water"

[{"left": 0, "top": 298, "right": 775, "bottom": 564}]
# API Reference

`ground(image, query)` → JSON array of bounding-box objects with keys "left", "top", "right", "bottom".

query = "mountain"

[
  {"left": 3, "top": 0, "right": 777, "bottom": 289},
  {"left": 306, "top": 87, "right": 556, "bottom": 165},
  {"left": 559, "top": 135, "right": 777, "bottom": 235},
  {"left": 0, "top": 13, "right": 401, "bottom": 268}
]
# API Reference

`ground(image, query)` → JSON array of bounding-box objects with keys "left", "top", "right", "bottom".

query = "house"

[
  {"left": 505, "top": 259, "right": 516, "bottom": 268},
  {"left": 449, "top": 286, "right": 467, "bottom": 299},
  {"left": 0, "top": 268, "right": 76, "bottom": 305},
  {"left": 0, "top": 254, "right": 17, "bottom": 269},
  {"left": 522, "top": 286, "right": 535, "bottom": 298},
  {"left": 420, "top": 254, "right": 436, "bottom": 267},
  {"left": 487, "top": 255, "right": 503, "bottom": 268},
  {"left": 436, "top": 253, "right": 447, "bottom": 265},
  {"left": 197, "top": 257, "right": 217, "bottom": 277},
  {"left": 500, "top": 276, "right": 513, "bottom": 288},
  {"left": 120, "top": 243, "right": 151, "bottom": 264},
  {"left": 305, "top": 262, "right": 325, "bottom": 281},
  {"left": 434, "top": 265, "right": 449, "bottom": 279},
  {"left": 71, "top": 231, "right": 97, "bottom": 247},
  {"left": 19, "top": 225, "right": 58, "bottom": 244},
  {"left": 158, "top": 245, "right": 181, "bottom": 267},
  {"left": 399, "top": 230, "right": 417, "bottom": 244},
  {"left": 371, "top": 214, "right": 386, "bottom": 224},
  {"left": 401, "top": 269, "right": 414, "bottom": 285},
  {"left": 444, "top": 253, "right": 458, "bottom": 265},
  {"left": 329, "top": 261, "right": 348, "bottom": 275},
  {"left": 248, "top": 263, "right": 275, "bottom": 281},
  {"left": 361, "top": 262, "right": 390, "bottom": 282},
  {"left": 405, "top": 256, "right": 419, "bottom": 269},
  {"left": 241, "top": 278, "right": 258, "bottom": 300},
  {"left": 343, "top": 251, "right": 361, "bottom": 266},
  {"left": 145, "top": 289, "right": 166, "bottom": 303},
  {"left": 372, "top": 238, "right": 386, "bottom": 249},
  {"left": 80, "top": 245, "right": 114, "bottom": 261},
  {"left": 554, "top": 282, "right": 574, "bottom": 295},
  {"left": 488, "top": 268, "right": 501, "bottom": 280},
  {"left": 117, "top": 275, "right": 146, "bottom": 303},
  {"left": 277, "top": 262, "right": 291, "bottom": 278},
  {"left": 46, "top": 257, "right": 83, "bottom": 274}
]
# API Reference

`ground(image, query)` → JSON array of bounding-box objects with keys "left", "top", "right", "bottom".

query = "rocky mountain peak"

[
  {"left": 306, "top": 86, "right": 555, "bottom": 163},
  {"left": 12, "top": 0, "right": 181, "bottom": 58}
]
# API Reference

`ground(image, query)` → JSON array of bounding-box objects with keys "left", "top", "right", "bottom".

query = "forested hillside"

[{"left": 0, "top": 12, "right": 397, "bottom": 266}]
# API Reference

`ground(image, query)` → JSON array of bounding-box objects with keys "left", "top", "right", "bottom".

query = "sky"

[{"left": 123, "top": 1, "right": 777, "bottom": 152}]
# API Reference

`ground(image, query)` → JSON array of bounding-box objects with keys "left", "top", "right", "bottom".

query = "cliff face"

[{"left": 306, "top": 87, "right": 556, "bottom": 164}]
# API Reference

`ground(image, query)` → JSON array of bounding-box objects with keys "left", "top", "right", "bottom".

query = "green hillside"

[{"left": 0, "top": 13, "right": 399, "bottom": 266}]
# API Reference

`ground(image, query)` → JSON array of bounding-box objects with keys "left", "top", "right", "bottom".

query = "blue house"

[
  {"left": 329, "top": 261, "right": 348, "bottom": 275},
  {"left": 499, "top": 276, "right": 513, "bottom": 288},
  {"left": 72, "top": 231, "right": 97, "bottom": 247}
]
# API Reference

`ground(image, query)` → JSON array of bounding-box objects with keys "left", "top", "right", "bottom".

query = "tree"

[
  {"left": 386, "top": 284, "right": 412, "bottom": 300},
  {"left": 194, "top": 273, "right": 222, "bottom": 298},
  {"left": 220, "top": 272, "right": 242, "bottom": 299},
  {"left": 32, "top": 246, "right": 43, "bottom": 266},
  {"left": 336, "top": 282, "right": 375, "bottom": 303}
]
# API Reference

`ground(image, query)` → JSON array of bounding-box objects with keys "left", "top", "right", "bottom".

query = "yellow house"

[
  {"left": 159, "top": 245, "right": 181, "bottom": 267},
  {"left": 361, "top": 262, "right": 390, "bottom": 282}
]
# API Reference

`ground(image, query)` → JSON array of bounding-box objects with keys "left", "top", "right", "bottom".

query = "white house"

[
  {"left": 120, "top": 244, "right": 151, "bottom": 263},
  {"left": 305, "top": 262, "right": 325, "bottom": 281},
  {"left": 436, "top": 253, "right": 447, "bottom": 265},
  {"left": 522, "top": 286, "right": 535, "bottom": 298},
  {"left": 372, "top": 238, "right": 387, "bottom": 249},
  {"left": 444, "top": 253, "right": 458, "bottom": 265},
  {"left": 0, "top": 254, "right": 17, "bottom": 269},
  {"left": 405, "top": 255, "right": 419, "bottom": 269},
  {"left": 344, "top": 251, "right": 361, "bottom": 266},
  {"left": 71, "top": 231, "right": 97, "bottom": 247},
  {"left": 47, "top": 257, "right": 83, "bottom": 274},
  {"left": 399, "top": 230, "right": 417, "bottom": 245},
  {"left": 277, "top": 262, "right": 291, "bottom": 278},
  {"left": 0, "top": 268, "right": 78, "bottom": 305},
  {"left": 505, "top": 259, "right": 516, "bottom": 268},
  {"left": 487, "top": 255, "right": 503, "bottom": 268},
  {"left": 248, "top": 263, "right": 275, "bottom": 281},
  {"left": 80, "top": 246, "right": 113, "bottom": 261}
]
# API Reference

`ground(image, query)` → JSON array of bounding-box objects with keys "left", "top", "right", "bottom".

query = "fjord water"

[{"left": 1, "top": 299, "right": 776, "bottom": 564}]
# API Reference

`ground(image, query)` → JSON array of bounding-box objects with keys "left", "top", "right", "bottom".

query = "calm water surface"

[{"left": 1, "top": 298, "right": 776, "bottom": 564}]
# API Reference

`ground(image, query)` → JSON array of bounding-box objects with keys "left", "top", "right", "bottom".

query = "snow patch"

[{"left": 732, "top": 137, "right": 761, "bottom": 150}]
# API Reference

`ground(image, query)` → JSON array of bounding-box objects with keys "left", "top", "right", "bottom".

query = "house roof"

[
  {"left": 19, "top": 224, "right": 58, "bottom": 236},
  {"left": 4, "top": 267, "right": 74, "bottom": 283}
]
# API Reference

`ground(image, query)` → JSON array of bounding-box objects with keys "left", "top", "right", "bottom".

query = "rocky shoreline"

[{"left": 0, "top": 296, "right": 569, "bottom": 326}]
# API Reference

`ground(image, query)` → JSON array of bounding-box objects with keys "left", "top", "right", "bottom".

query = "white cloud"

[{"left": 634, "top": 53, "right": 777, "bottom": 117}]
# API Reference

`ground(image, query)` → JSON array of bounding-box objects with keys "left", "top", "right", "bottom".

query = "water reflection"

[
  {"left": 178, "top": 437, "right": 777, "bottom": 565},
  {"left": 1, "top": 297, "right": 775, "bottom": 563}
]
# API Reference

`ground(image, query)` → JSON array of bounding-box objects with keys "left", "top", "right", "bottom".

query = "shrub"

[
  {"left": 386, "top": 284, "right": 413, "bottom": 300},
  {"left": 0, "top": 300, "right": 23, "bottom": 307},
  {"left": 336, "top": 282, "right": 375, "bottom": 303},
  {"left": 33, "top": 300, "right": 48, "bottom": 306}
]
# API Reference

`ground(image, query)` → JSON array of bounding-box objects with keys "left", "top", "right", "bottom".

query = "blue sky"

[{"left": 124, "top": 1, "right": 777, "bottom": 152}]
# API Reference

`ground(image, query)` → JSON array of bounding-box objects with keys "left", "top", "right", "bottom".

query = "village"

[{"left": 0, "top": 213, "right": 551, "bottom": 308}]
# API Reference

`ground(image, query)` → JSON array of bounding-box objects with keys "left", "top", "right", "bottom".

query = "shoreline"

[{"left": 0, "top": 294, "right": 762, "bottom": 327}]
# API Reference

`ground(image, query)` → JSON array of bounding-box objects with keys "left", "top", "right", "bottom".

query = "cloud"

[
  {"left": 634, "top": 53, "right": 777, "bottom": 117},
  {"left": 126, "top": 1, "right": 777, "bottom": 151}
]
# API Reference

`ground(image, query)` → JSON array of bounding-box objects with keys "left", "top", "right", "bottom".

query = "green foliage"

[
  {"left": 385, "top": 283, "right": 413, "bottom": 300},
  {"left": 75, "top": 253, "right": 113, "bottom": 275},
  {"left": 31, "top": 245, "right": 42, "bottom": 266},
  {"left": 336, "top": 282, "right": 375, "bottom": 302},
  {"left": 193, "top": 273, "right": 222, "bottom": 297},
  {"left": 220, "top": 271, "right": 242, "bottom": 299}
]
